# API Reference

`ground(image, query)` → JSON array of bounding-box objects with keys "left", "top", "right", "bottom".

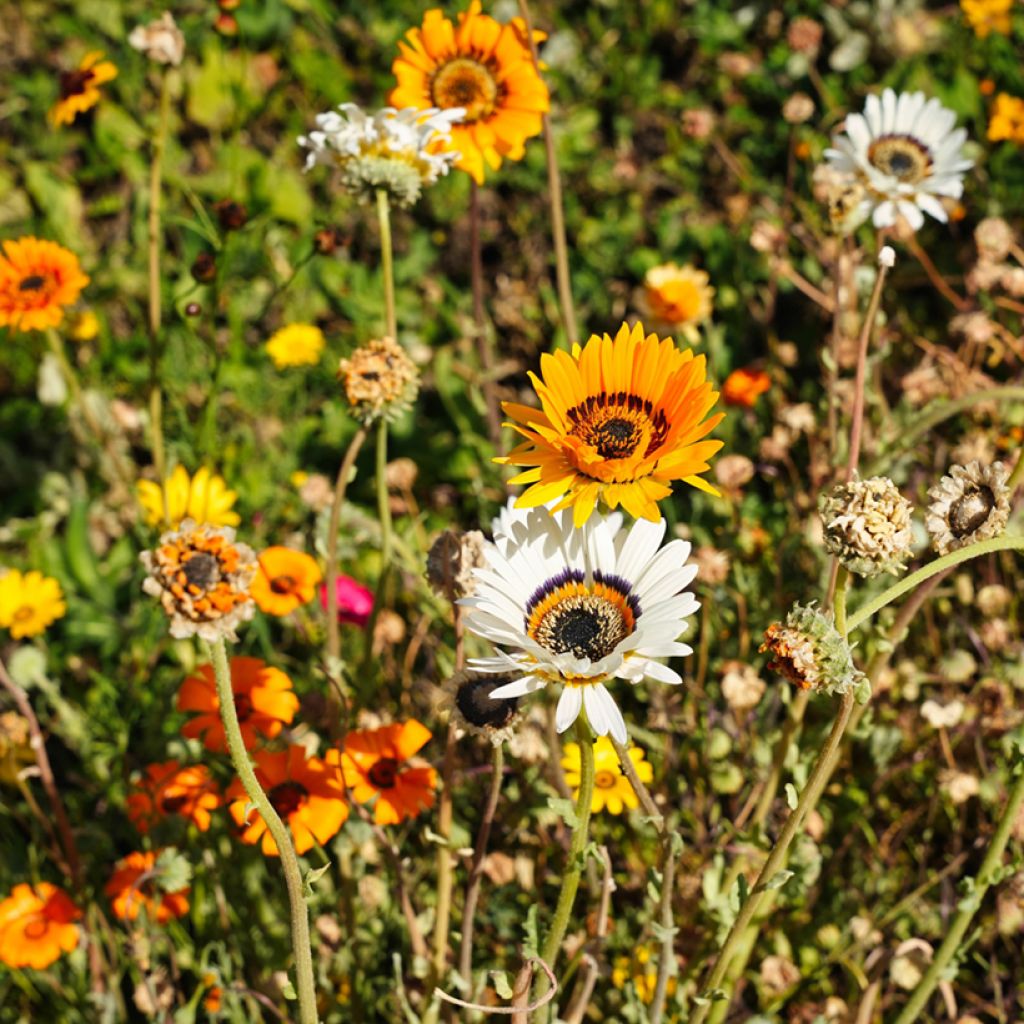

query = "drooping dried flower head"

[
  {"left": 338, "top": 337, "right": 420, "bottom": 423},
  {"left": 299, "top": 104, "right": 463, "bottom": 207},
  {"left": 128, "top": 12, "right": 185, "bottom": 66},
  {"left": 760, "top": 604, "right": 866, "bottom": 697},
  {"left": 426, "top": 529, "right": 486, "bottom": 601},
  {"left": 926, "top": 461, "right": 1011, "bottom": 555},
  {"left": 820, "top": 476, "right": 914, "bottom": 578},
  {"left": 449, "top": 669, "right": 522, "bottom": 744},
  {"left": 140, "top": 519, "right": 256, "bottom": 641}
]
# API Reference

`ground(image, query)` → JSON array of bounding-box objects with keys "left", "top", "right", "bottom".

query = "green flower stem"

[
  {"left": 537, "top": 717, "right": 595, "bottom": 1021},
  {"left": 376, "top": 417, "right": 393, "bottom": 572},
  {"left": 846, "top": 536, "right": 1024, "bottom": 636},
  {"left": 1009, "top": 445, "right": 1024, "bottom": 491},
  {"left": 894, "top": 763, "right": 1024, "bottom": 1024},
  {"left": 376, "top": 188, "right": 397, "bottom": 341},
  {"left": 207, "top": 638, "right": 318, "bottom": 1024},
  {"left": 690, "top": 689, "right": 856, "bottom": 1024},
  {"left": 147, "top": 70, "right": 171, "bottom": 522}
]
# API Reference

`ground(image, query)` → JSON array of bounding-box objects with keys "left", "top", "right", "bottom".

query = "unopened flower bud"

[{"left": 190, "top": 252, "right": 217, "bottom": 283}]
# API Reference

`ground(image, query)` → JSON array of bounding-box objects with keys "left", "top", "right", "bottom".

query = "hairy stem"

[
  {"left": 207, "top": 638, "right": 318, "bottom": 1024},
  {"left": 376, "top": 188, "right": 397, "bottom": 341},
  {"left": 469, "top": 180, "right": 503, "bottom": 448}
]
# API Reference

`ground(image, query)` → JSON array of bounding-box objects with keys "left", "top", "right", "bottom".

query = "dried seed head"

[
  {"left": 926, "top": 461, "right": 1011, "bottom": 555},
  {"left": 820, "top": 476, "right": 914, "bottom": 578},
  {"left": 449, "top": 670, "right": 522, "bottom": 744},
  {"left": 974, "top": 217, "right": 1015, "bottom": 263},
  {"left": 338, "top": 337, "right": 419, "bottom": 424},
  {"left": 426, "top": 529, "right": 486, "bottom": 601},
  {"left": 760, "top": 604, "right": 867, "bottom": 697},
  {"left": 140, "top": 519, "right": 256, "bottom": 641}
]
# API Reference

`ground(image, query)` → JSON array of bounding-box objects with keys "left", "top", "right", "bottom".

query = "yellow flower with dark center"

[
  {"left": 642, "top": 263, "right": 714, "bottom": 341},
  {"left": 0, "top": 571, "right": 67, "bottom": 639},
  {"left": 961, "top": 0, "right": 1013, "bottom": 37},
  {"left": 49, "top": 51, "right": 118, "bottom": 127},
  {"left": 390, "top": 2, "right": 550, "bottom": 184},
  {"left": 989, "top": 93, "right": 1024, "bottom": 145},
  {"left": 265, "top": 323, "right": 325, "bottom": 369},
  {"left": 499, "top": 321, "right": 724, "bottom": 525},
  {"left": 561, "top": 736, "right": 652, "bottom": 815},
  {"left": 137, "top": 466, "right": 240, "bottom": 529},
  {"left": 0, "top": 237, "right": 89, "bottom": 333}
]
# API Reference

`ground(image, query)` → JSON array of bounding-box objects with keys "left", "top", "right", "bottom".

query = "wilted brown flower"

[
  {"left": 338, "top": 337, "right": 419, "bottom": 423},
  {"left": 213, "top": 199, "right": 248, "bottom": 232},
  {"left": 449, "top": 669, "right": 522, "bottom": 744},
  {"left": 715, "top": 453, "right": 755, "bottom": 491},
  {"left": 782, "top": 92, "right": 815, "bottom": 125},
  {"left": 682, "top": 108, "right": 715, "bottom": 140},
  {"left": 426, "top": 529, "right": 486, "bottom": 601},
  {"left": 787, "top": 16, "right": 823, "bottom": 54},
  {"left": 761, "top": 605, "right": 865, "bottom": 696},
  {"left": 297, "top": 472, "right": 332, "bottom": 512},
  {"left": 720, "top": 661, "right": 766, "bottom": 712},
  {"left": 975, "top": 217, "right": 1015, "bottom": 263},
  {"left": 128, "top": 12, "right": 185, "bottom": 66},
  {"left": 926, "top": 461, "right": 1011, "bottom": 555},
  {"left": 820, "top": 476, "right": 914, "bottom": 578},
  {"left": 191, "top": 252, "right": 217, "bottom": 283}
]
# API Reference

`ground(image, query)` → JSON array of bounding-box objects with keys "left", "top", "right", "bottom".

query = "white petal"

[
  {"left": 872, "top": 201, "right": 897, "bottom": 228},
  {"left": 555, "top": 686, "right": 583, "bottom": 734},
  {"left": 615, "top": 518, "right": 667, "bottom": 583},
  {"left": 897, "top": 200, "right": 925, "bottom": 230},
  {"left": 587, "top": 685, "right": 628, "bottom": 744},
  {"left": 489, "top": 675, "right": 547, "bottom": 699},
  {"left": 642, "top": 660, "right": 683, "bottom": 685}
]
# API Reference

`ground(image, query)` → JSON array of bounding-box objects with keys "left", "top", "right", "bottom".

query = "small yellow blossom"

[
  {"left": 989, "top": 93, "right": 1024, "bottom": 144},
  {"left": 137, "top": 466, "right": 240, "bottom": 529},
  {"left": 561, "top": 736, "right": 652, "bottom": 815},
  {"left": 0, "top": 571, "right": 67, "bottom": 639},
  {"left": 611, "top": 946, "right": 676, "bottom": 1003},
  {"left": 68, "top": 310, "right": 99, "bottom": 342},
  {"left": 961, "top": 0, "right": 1013, "bottom": 37},
  {"left": 265, "top": 323, "right": 325, "bottom": 369}
]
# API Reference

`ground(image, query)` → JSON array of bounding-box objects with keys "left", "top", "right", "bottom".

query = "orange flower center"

[
  {"left": 270, "top": 574, "right": 297, "bottom": 595},
  {"left": 430, "top": 57, "right": 499, "bottom": 122},
  {"left": 594, "top": 770, "right": 617, "bottom": 790},
  {"left": 12, "top": 605, "right": 35, "bottom": 623},
  {"left": 23, "top": 917, "right": 50, "bottom": 940},
  {"left": 367, "top": 757, "right": 400, "bottom": 789},
  {"left": 269, "top": 781, "right": 307, "bottom": 817},
  {"left": 59, "top": 68, "right": 95, "bottom": 100}
]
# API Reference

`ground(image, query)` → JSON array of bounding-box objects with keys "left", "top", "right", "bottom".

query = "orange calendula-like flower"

[
  {"left": 498, "top": 322, "right": 725, "bottom": 525},
  {"left": 641, "top": 263, "right": 714, "bottom": 341},
  {"left": 126, "top": 760, "right": 221, "bottom": 834},
  {"left": 141, "top": 519, "right": 256, "bottom": 641},
  {"left": 988, "top": 93, "right": 1024, "bottom": 145},
  {"left": 340, "top": 720, "right": 436, "bottom": 825},
  {"left": 0, "top": 237, "right": 89, "bottom": 333},
  {"left": 390, "top": 2, "right": 549, "bottom": 184},
  {"left": 50, "top": 51, "right": 118, "bottom": 127},
  {"left": 178, "top": 657, "right": 299, "bottom": 753},
  {"left": 0, "top": 883, "right": 81, "bottom": 969},
  {"left": 105, "top": 851, "right": 190, "bottom": 924},
  {"left": 961, "top": 0, "right": 1013, "bottom": 38},
  {"left": 227, "top": 745, "right": 348, "bottom": 856},
  {"left": 251, "top": 547, "right": 323, "bottom": 617},
  {"left": 722, "top": 366, "right": 771, "bottom": 408}
]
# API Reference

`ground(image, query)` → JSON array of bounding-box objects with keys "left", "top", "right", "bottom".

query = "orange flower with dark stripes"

[
  {"left": 251, "top": 547, "right": 323, "bottom": 617},
  {"left": 0, "top": 237, "right": 89, "bottom": 332},
  {"left": 105, "top": 851, "right": 190, "bottom": 924},
  {"left": 178, "top": 657, "right": 299, "bottom": 753},
  {"left": 498, "top": 321, "right": 725, "bottom": 524},
  {"left": 227, "top": 745, "right": 348, "bottom": 856},
  {"left": 50, "top": 51, "right": 118, "bottom": 126},
  {"left": 390, "top": 2, "right": 549, "bottom": 183},
  {"left": 0, "top": 883, "right": 81, "bottom": 969},
  {"left": 126, "top": 760, "right": 221, "bottom": 834},
  {"left": 722, "top": 366, "right": 770, "bottom": 408},
  {"left": 340, "top": 720, "right": 436, "bottom": 825}
]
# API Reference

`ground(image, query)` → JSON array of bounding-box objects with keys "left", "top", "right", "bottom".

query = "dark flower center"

[
  {"left": 455, "top": 676, "right": 519, "bottom": 730},
  {"left": 867, "top": 134, "right": 932, "bottom": 184},
  {"left": 182, "top": 552, "right": 219, "bottom": 590},
  {"left": 234, "top": 693, "right": 253, "bottom": 722},
  {"left": 592, "top": 417, "right": 641, "bottom": 459},
  {"left": 59, "top": 68, "right": 94, "bottom": 100},
  {"left": 566, "top": 392, "right": 668, "bottom": 465},
  {"left": 537, "top": 598, "right": 628, "bottom": 662},
  {"left": 367, "top": 757, "right": 400, "bottom": 789},
  {"left": 161, "top": 793, "right": 190, "bottom": 814},
  {"left": 19, "top": 275, "right": 47, "bottom": 292},
  {"left": 268, "top": 781, "right": 308, "bottom": 818},
  {"left": 949, "top": 487, "right": 995, "bottom": 538},
  {"left": 270, "top": 574, "right": 297, "bottom": 595},
  {"left": 431, "top": 57, "right": 499, "bottom": 122}
]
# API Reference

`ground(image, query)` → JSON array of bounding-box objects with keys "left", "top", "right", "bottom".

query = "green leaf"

[
  {"left": 547, "top": 795, "right": 579, "bottom": 829},
  {"left": 303, "top": 862, "right": 331, "bottom": 896},
  {"left": 155, "top": 848, "right": 193, "bottom": 893},
  {"left": 490, "top": 971, "right": 513, "bottom": 1000},
  {"left": 785, "top": 783, "right": 799, "bottom": 810},
  {"left": 762, "top": 870, "right": 794, "bottom": 892}
]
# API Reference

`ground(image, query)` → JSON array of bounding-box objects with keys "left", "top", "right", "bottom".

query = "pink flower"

[{"left": 319, "top": 575, "right": 374, "bottom": 627}]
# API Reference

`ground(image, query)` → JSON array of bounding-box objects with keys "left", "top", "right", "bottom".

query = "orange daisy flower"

[
  {"left": 722, "top": 366, "right": 771, "bottom": 408},
  {"left": 105, "top": 850, "right": 190, "bottom": 925},
  {"left": 178, "top": 657, "right": 299, "bottom": 753},
  {"left": 250, "top": 547, "right": 323, "bottom": 617},
  {"left": 0, "top": 883, "right": 81, "bottom": 969},
  {"left": 126, "top": 760, "right": 221, "bottom": 834},
  {"left": 340, "top": 720, "right": 437, "bottom": 825},
  {"left": 390, "top": 2, "right": 550, "bottom": 184},
  {"left": 50, "top": 50, "right": 118, "bottom": 127},
  {"left": 498, "top": 321, "right": 725, "bottom": 525},
  {"left": 227, "top": 745, "right": 348, "bottom": 856},
  {"left": 0, "top": 237, "right": 89, "bottom": 333}
]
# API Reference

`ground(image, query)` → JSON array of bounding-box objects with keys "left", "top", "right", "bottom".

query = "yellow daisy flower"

[
  {"left": 265, "top": 323, "right": 326, "bottom": 369},
  {"left": 137, "top": 466, "right": 240, "bottom": 529},
  {"left": 499, "top": 321, "right": 724, "bottom": 525},
  {"left": 561, "top": 736, "right": 652, "bottom": 815},
  {"left": 49, "top": 51, "right": 118, "bottom": 127},
  {"left": 611, "top": 946, "right": 676, "bottom": 1003},
  {"left": 961, "top": 0, "right": 1013, "bottom": 38},
  {"left": 0, "top": 571, "right": 67, "bottom": 639},
  {"left": 641, "top": 263, "right": 714, "bottom": 342}
]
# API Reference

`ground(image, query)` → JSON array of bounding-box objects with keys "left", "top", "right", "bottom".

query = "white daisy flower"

[
  {"left": 298, "top": 103, "right": 464, "bottom": 207},
  {"left": 824, "top": 88, "right": 972, "bottom": 231},
  {"left": 462, "top": 507, "right": 698, "bottom": 744}
]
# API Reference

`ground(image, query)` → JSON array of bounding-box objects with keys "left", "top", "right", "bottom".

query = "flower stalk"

[
  {"left": 207, "top": 637, "right": 318, "bottom": 1024},
  {"left": 376, "top": 188, "right": 397, "bottom": 341}
]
